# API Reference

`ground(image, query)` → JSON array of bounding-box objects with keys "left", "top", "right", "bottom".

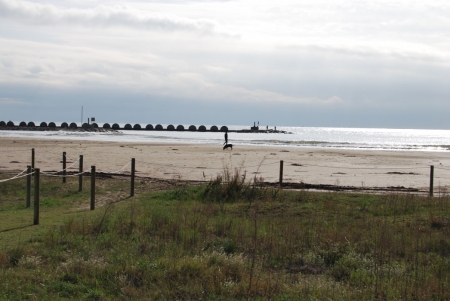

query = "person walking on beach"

[{"left": 224, "top": 130, "right": 228, "bottom": 144}]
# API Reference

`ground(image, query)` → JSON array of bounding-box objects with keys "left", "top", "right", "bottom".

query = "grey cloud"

[
  {"left": 1, "top": 32, "right": 448, "bottom": 111},
  {"left": 1, "top": 83, "right": 448, "bottom": 129},
  {"left": 1, "top": 0, "right": 450, "bottom": 129},
  {"left": 0, "top": 0, "right": 227, "bottom": 35},
  {"left": 0, "top": 97, "right": 27, "bottom": 105}
]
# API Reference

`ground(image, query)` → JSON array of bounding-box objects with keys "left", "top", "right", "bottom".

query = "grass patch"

[{"left": 1, "top": 170, "right": 450, "bottom": 300}]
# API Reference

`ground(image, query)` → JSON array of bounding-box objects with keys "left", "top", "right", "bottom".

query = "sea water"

[{"left": 1, "top": 125, "right": 450, "bottom": 152}]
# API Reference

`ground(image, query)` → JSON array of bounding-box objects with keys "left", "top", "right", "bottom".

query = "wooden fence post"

[
  {"left": 90, "top": 166, "right": 95, "bottom": 210},
  {"left": 31, "top": 148, "right": 35, "bottom": 172},
  {"left": 78, "top": 155, "right": 83, "bottom": 192},
  {"left": 33, "top": 168, "right": 40, "bottom": 225},
  {"left": 429, "top": 165, "right": 434, "bottom": 198},
  {"left": 279, "top": 160, "right": 284, "bottom": 189},
  {"left": 130, "top": 158, "right": 135, "bottom": 197},
  {"left": 62, "top": 152, "right": 66, "bottom": 183},
  {"left": 26, "top": 165, "right": 31, "bottom": 208}
]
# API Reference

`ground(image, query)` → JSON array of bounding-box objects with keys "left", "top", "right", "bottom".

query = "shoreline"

[
  {"left": 2, "top": 127, "right": 450, "bottom": 153},
  {"left": 1, "top": 137, "right": 450, "bottom": 194}
]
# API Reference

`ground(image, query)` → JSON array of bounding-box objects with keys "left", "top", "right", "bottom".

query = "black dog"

[{"left": 223, "top": 143, "right": 233, "bottom": 150}]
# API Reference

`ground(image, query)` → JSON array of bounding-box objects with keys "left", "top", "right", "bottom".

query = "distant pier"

[{"left": 0, "top": 120, "right": 289, "bottom": 133}]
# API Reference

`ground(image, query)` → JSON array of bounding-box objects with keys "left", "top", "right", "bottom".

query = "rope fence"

[
  {"left": 1, "top": 147, "right": 450, "bottom": 225},
  {"left": 1, "top": 150, "right": 448, "bottom": 184},
  {"left": 40, "top": 156, "right": 82, "bottom": 176},
  {"left": 0, "top": 167, "right": 33, "bottom": 183},
  {"left": 97, "top": 160, "right": 131, "bottom": 174}
]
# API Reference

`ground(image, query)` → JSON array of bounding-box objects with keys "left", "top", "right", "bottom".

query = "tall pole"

[
  {"left": 26, "top": 165, "right": 31, "bottom": 208},
  {"left": 62, "top": 152, "right": 66, "bottom": 183},
  {"left": 279, "top": 160, "right": 284, "bottom": 189},
  {"left": 90, "top": 166, "right": 95, "bottom": 210},
  {"left": 78, "top": 155, "right": 83, "bottom": 192},
  {"left": 34, "top": 168, "right": 40, "bottom": 225},
  {"left": 429, "top": 165, "right": 434, "bottom": 198},
  {"left": 130, "top": 158, "right": 135, "bottom": 197},
  {"left": 31, "top": 148, "right": 35, "bottom": 172}
]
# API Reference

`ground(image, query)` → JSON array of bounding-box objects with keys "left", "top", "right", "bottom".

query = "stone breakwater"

[
  {"left": 0, "top": 121, "right": 290, "bottom": 133},
  {"left": 0, "top": 126, "right": 117, "bottom": 132}
]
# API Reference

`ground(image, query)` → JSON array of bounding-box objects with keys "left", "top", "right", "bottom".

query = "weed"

[
  {"left": 6, "top": 245, "right": 25, "bottom": 266},
  {"left": 1, "top": 170, "right": 450, "bottom": 300}
]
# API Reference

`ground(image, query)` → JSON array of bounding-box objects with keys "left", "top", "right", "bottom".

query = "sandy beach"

[{"left": 1, "top": 137, "right": 450, "bottom": 193}]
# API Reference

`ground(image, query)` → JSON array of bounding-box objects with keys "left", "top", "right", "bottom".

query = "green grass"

[
  {"left": 1, "top": 170, "right": 450, "bottom": 300},
  {"left": 0, "top": 173, "right": 131, "bottom": 248}
]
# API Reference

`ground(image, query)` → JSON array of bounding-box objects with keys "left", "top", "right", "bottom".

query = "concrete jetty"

[{"left": 0, "top": 120, "right": 289, "bottom": 134}]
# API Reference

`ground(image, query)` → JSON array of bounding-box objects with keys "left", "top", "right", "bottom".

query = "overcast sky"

[{"left": 1, "top": 0, "right": 449, "bottom": 129}]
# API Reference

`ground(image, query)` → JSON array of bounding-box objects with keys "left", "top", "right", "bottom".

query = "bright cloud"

[{"left": 0, "top": 0, "right": 230, "bottom": 35}]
